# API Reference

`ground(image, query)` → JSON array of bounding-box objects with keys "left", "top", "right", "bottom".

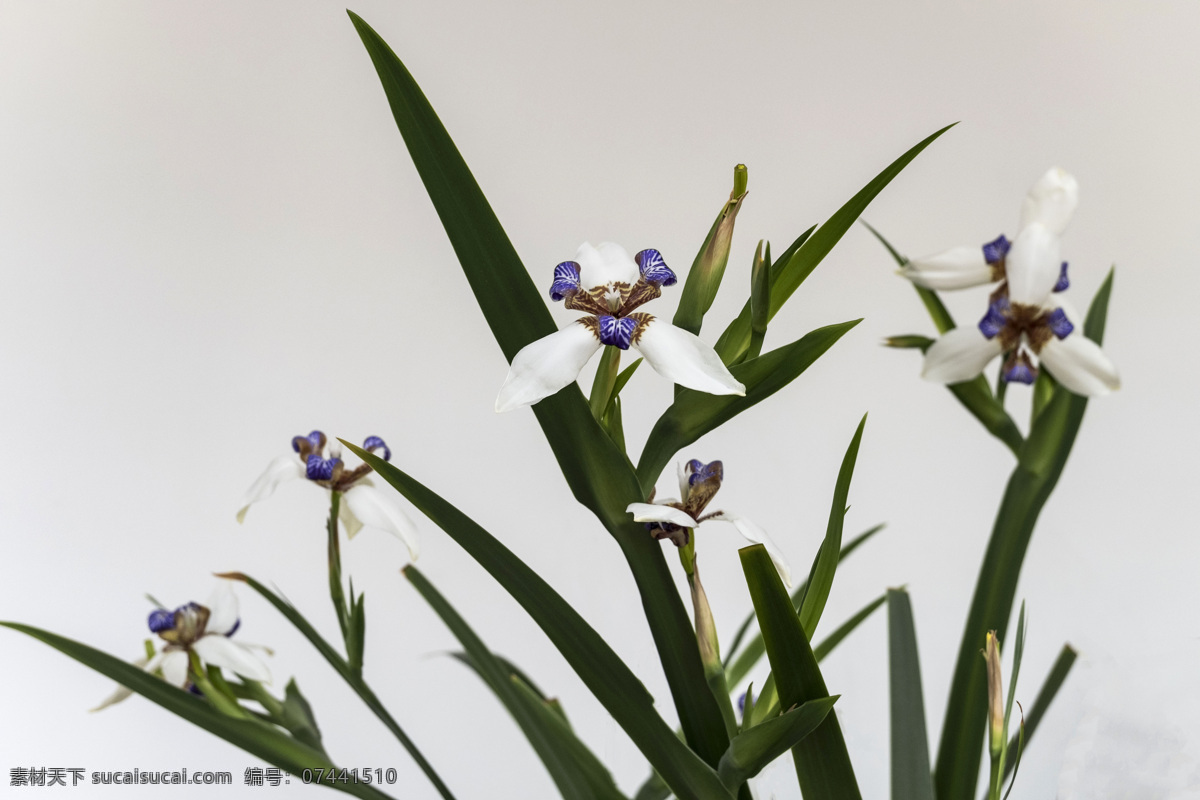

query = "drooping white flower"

[
  {"left": 495, "top": 243, "right": 745, "bottom": 412},
  {"left": 898, "top": 167, "right": 1079, "bottom": 292},
  {"left": 237, "top": 430, "right": 419, "bottom": 561},
  {"left": 627, "top": 460, "right": 792, "bottom": 586},
  {"left": 921, "top": 221, "right": 1119, "bottom": 395},
  {"left": 93, "top": 581, "right": 270, "bottom": 710}
]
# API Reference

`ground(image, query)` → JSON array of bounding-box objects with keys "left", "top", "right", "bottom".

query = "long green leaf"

[
  {"left": 886, "top": 589, "right": 935, "bottom": 800},
  {"left": 798, "top": 415, "right": 866, "bottom": 638},
  {"left": 724, "top": 524, "right": 884, "bottom": 682},
  {"left": 348, "top": 11, "right": 731, "bottom": 766},
  {"left": 220, "top": 573, "right": 456, "bottom": 800},
  {"left": 717, "top": 697, "right": 839, "bottom": 790},
  {"left": 406, "top": 566, "right": 626, "bottom": 800},
  {"left": 935, "top": 269, "right": 1114, "bottom": 800},
  {"left": 1003, "top": 644, "right": 1075, "bottom": 780},
  {"left": 1, "top": 622, "right": 394, "bottom": 800},
  {"left": 740, "top": 545, "right": 861, "bottom": 798},
  {"left": 638, "top": 320, "right": 860, "bottom": 491},
  {"left": 713, "top": 124, "right": 955, "bottom": 363},
  {"left": 343, "top": 443, "right": 733, "bottom": 800}
]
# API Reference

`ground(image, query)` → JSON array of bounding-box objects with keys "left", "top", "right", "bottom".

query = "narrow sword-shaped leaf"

[
  {"left": 406, "top": 566, "right": 627, "bottom": 800},
  {"left": 348, "top": 13, "right": 731, "bottom": 763},
  {"left": 218, "top": 572, "right": 456, "bottom": 800},
  {"left": 714, "top": 124, "right": 955, "bottom": 363},
  {"left": 637, "top": 320, "right": 860, "bottom": 492},
  {"left": 343, "top": 443, "right": 733, "bottom": 800},
  {"left": 717, "top": 697, "right": 839, "bottom": 790},
  {"left": 1003, "top": 644, "right": 1076, "bottom": 780},
  {"left": 887, "top": 589, "right": 935, "bottom": 800},
  {"left": 1, "top": 623, "right": 395, "bottom": 800},
  {"left": 740, "top": 544, "right": 861, "bottom": 798},
  {"left": 934, "top": 269, "right": 1114, "bottom": 800}
]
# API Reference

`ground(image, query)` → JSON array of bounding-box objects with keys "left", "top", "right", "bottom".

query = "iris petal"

[
  {"left": 631, "top": 320, "right": 745, "bottom": 396},
  {"left": 495, "top": 322, "right": 603, "bottom": 412},
  {"left": 922, "top": 327, "right": 1004, "bottom": 384},
  {"left": 899, "top": 246, "right": 995, "bottom": 290},
  {"left": 1038, "top": 334, "right": 1120, "bottom": 396}
]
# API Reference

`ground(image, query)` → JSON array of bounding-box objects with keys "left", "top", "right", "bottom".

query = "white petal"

[
  {"left": 1005, "top": 223, "right": 1061, "bottom": 306},
  {"left": 203, "top": 580, "right": 240, "bottom": 636},
  {"left": 343, "top": 482, "right": 421, "bottom": 561},
  {"left": 626, "top": 502, "right": 698, "bottom": 528},
  {"left": 338, "top": 497, "right": 364, "bottom": 537},
  {"left": 193, "top": 635, "right": 272, "bottom": 683},
  {"left": 1019, "top": 167, "right": 1079, "bottom": 236},
  {"left": 707, "top": 511, "right": 793, "bottom": 588},
  {"left": 237, "top": 454, "right": 304, "bottom": 523},
  {"left": 1039, "top": 334, "right": 1120, "bottom": 396},
  {"left": 91, "top": 656, "right": 151, "bottom": 711},
  {"left": 898, "top": 247, "right": 995, "bottom": 290},
  {"left": 576, "top": 241, "right": 639, "bottom": 288},
  {"left": 922, "top": 327, "right": 1004, "bottom": 384},
  {"left": 633, "top": 320, "right": 745, "bottom": 396},
  {"left": 160, "top": 650, "right": 189, "bottom": 688},
  {"left": 495, "top": 322, "right": 602, "bottom": 412}
]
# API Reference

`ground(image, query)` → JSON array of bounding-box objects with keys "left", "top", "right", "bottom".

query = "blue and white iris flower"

[
  {"left": 627, "top": 460, "right": 792, "bottom": 586},
  {"left": 496, "top": 242, "right": 745, "bottom": 412},
  {"left": 237, "top": 430, "right": 419, "bottom": 561},
  {"left": 898, "top": 167, "right": 1080, "bottom": 292}
]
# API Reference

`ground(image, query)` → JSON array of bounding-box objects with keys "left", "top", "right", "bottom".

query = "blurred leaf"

[
  {"left": 1003, "top": 644, "right": 1076, "bottom": 779},
  {"left": 348, "top": 12, "right": 732, "bottom": 768},
  {"left": 280, "top": 679, "right": 325, "bottom": 752},
  {"left": 1, "top": 622, "right": 394, "bottom": 800},
  {"left": 886, "top": 589, "right": 935, "bottom": 800},
  {"left": 675, "top": 165, "right": 749, "bottom": 335},
  {"left": 221, "top": 572, "right": 456, "bottom": 799},
  {"left": 714, "top": 124, "right": 955, "bottom": 363},
  {"left": 740, "top": 545, "right": 861, "bottom": 798},
  {"left": 935, "top": 269, "right": 1114, "bottom": 800},
  {"left": 863, "top": 222, "right": 955, "bottom": 335},
  {"left": 450, "top": 652, "right": 573, "bottom": 730},
  {"left": 717, "top": 697, "right": 839, "bottom": 790},
  {"left": 343, "top": 444, "right": 733, "bottom": 800},
  {"left": 407, "top": 566, "right": 627, "bottom": 800},
  {"left": 638, "top": 320, "right": 860, "bottom": 492},
  {"left": 798, "top": 415, "right": 866, "bottom": 639},
  {"left": 884, "top": 335, "right": 935, "bottom": 351}
]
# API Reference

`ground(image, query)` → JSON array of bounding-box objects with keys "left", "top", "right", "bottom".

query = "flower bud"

[{"left": 984, "top": 630, "right": 1004, "bottom": 756}]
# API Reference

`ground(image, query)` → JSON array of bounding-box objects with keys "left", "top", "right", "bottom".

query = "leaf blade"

[{"left": 886, "top": 589, "right": 935, "bottom": 800}]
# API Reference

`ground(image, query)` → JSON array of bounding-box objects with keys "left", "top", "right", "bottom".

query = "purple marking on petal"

[
  {"left": 1053, "top": 261, "right": 1070, "bottom": 293},
  {"left": 188, "top": 683, "right": 204, "bottom": 696},
  {"left": 1047, "top": 307, "right": 1074, "bottom": 339},
  {"left": 306, "top": 454, "right": 341, "bottom": 481},
  {"left": 635, "top": 249, "right": 677, "bottom": 287},
  {"left": 226, "top": 618, "right": 241, "bottom": 638},
  {"left": 549, "top": 261, "right": 582, "bottom": 301},
  {"left": 148, "top": 608, "right": 175, "bottom": 633},
  {"left": 1004, "top": 359, "right": 1037, "bottom": 385},
  {"left": 686, "top": 460, "right": 723, "bottom": 486},
  {"left": 598, "top": 315, "right": 637, "bottom": 349},
  {"left": 363, "top": 435, "right": 391, "bottom": 462},
  {"left": 292, "top": 430, "right": 325, "bottom": 453},
  {"left": 982, "top": 234, "right": 1011, "bottom": 265},
  {"left": 978, "top": 299, "right": 1009, "bottom": 340}
]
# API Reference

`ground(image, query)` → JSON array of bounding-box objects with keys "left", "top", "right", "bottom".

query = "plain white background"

[{"left": 2, "top": 1, "right": 1197, "bottom": 797}]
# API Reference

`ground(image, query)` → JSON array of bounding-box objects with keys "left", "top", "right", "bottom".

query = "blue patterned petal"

[
  {"left": 977, "top": 299, "right": 1009, "bottom": 340},
  {"left": 686, "top": 459, "right": 724, "bottom": 486},
  {"left": 597, "top": 315, "right": 638, "bottom": 350},
  {"left": 635, "top": 249, "right": 677, "bottom": 287},
  {"left": 306, "top": 455, "right": 341, "bottom": 481},
  {"left": 363, "top": 435, "right": 392, "bottom": 462},
  {"left": 147, "top": 608, "right": 175, "bottom": 633},
  {"left": 1003, "top": 356, "right": 1037, "bottom": 385},
  {"left": 1046, "top": 308, "right": 1074, "bottom": 339},
  {"left": 292, "top": 430, "right": 325, "bottom": 453},
  {"left": 226, "top": 618, "right": 241, "bottom": 638},
  {"left": 549, "top": 261, "right": 582, "bottom": 301},
  {"left": 1053, "top": 261, "right": 1070, "bottom": 293},
  {"left": 982, "top": 235, "right": 1011, "bottom": 265}
]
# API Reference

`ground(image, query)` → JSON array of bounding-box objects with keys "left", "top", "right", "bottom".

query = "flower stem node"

[
  {"left": 496, "top": 242, "right": 745, "bottom": 412},
  {"left": 627, "top": 459, "right": 792, "bottom": 586},
  {"left": 238, "top": 431, "right": 419, "bottom": 561}
]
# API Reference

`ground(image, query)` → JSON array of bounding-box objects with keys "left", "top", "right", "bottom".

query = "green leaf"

[
  {"left": 934, "top": 269, "right": 1114, "bottom": 800},
  {"left": 279, "top": 679, "right": 325, "bottom": 752},
  {"left": 221, "top": 573, "right": 456, "bottom": 800},
  {"left": 798, "top": 415, "right": 866, "bottom": 639},
  {"left": 342, "top": 444, "right": 733, "bottom": 800},
  {"left": 739, "top": 544, "right": 861, "bottom": 798},
  {"left": 717, "top": 697, "right": 839, "bottom": 790},
  {"left": 406, "top": 566, "right": 627, "bottom": 800},
  {"left": 1, "top": 622, "right": 394, "bottom": 800},
  {"left": 638, "top": 320, "right": 860, "bottom": 491},
  {"left": 1003, "top": 644, "right": 1076, "bottom": 779},
  {"left": 862, "top": 222, "right": 955, "bottom": 335},
  {"left": 713, "top": 124, "right": 955, "bottom": 364},
  {"left": 674, "top": 165, "right": 750, "bottom": 336},
  {"left": 724, "top": 524, "right": 883, "bottom": 682},
  {"left": 347, "top": 12, "right": 731, "bottom": 768},
  {"left": 884, "top": 335, "right": 935, "bottom": 351},
  {"left": 886, "top": 589, "right": 935, "bottom": 800}
]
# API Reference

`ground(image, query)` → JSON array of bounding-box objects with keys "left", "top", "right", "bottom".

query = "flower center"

[
  {"left": 291, "top": 430, "right": 392, "bottom": 491},
  {"left": 151, "top": 602, "right": 210, "bottom": 647},
  {"left": 978, "top": 300, "right": 1075, "bottom": 384}
]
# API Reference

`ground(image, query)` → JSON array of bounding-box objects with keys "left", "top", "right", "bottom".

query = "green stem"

[
  {"left": 189, "top": 656, "right": 250, "bottom": 720},
  {"left": 328, "top": 491, "right": 349, "bottom": 641},
  {"left": 589, "top": 345, "right": 621, "bottom": 420}
]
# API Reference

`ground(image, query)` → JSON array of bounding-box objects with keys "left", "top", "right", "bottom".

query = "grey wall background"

[{"left": 2, "top": 1, "right": 1197, "bottom": 797}]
